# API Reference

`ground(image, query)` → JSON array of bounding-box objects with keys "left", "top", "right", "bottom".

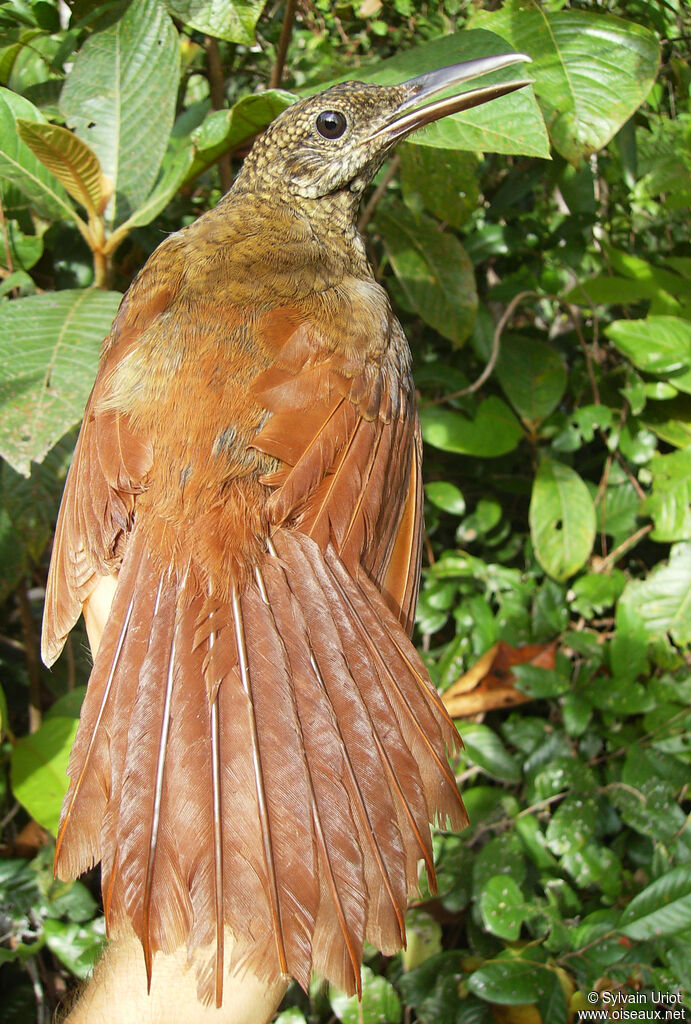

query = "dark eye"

[{"left": 316, "top": 110, "right": 347, "bottom": 140}]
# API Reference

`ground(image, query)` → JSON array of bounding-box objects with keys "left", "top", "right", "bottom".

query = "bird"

[{"left": 41, "top": 52, "right": 531, "bottom": 1012}]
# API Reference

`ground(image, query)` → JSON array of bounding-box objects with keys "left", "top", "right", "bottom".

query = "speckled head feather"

[{"left": 236, "top": 54, "right": 531, "bottom": 202}]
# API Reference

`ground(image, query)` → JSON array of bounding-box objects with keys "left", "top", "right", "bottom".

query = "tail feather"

[
  {"left": 55, "top": 525, "right": 465, "bottom": 1002},
  {"left": 273, "top": 533, "right": 407, "bottom": 950}
]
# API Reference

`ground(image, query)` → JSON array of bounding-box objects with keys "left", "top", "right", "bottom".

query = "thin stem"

[
  {"left": 17, "top": 581, "right": 42, "bottom": 733},
  {"left": 358, "top": 155, "right": 400, "bottom": 234},
  {"left": 429, "top": 289, "right": 540, "bottom": 405},
  {"left": 269, "top": 0, "right": 298, "bottom": 89},
  {"left": 206, "top": 36, "right": 233, "bottom": 193},
  {"left": 593, "top": 523, "right": 653, "bottom": 574}
]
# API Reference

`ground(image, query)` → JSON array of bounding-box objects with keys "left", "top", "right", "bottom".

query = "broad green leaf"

[
  {"left": 562, "top": 843, "right": 621, "bottom": 897},
  {"left": 60, "top": 0, "right": 180, "bottom": 227},
  {"left": 468, "top": 956, "right": 556, "bottom": 1005},
  {"left": 530, "top": 457, "right": 596, "bottom": 581},
  {"left": 619, "top": 542, "right": 691, "bottom": 648},
  {"left": 643, "top": 396, "right": 691, "bottom": 449},
  {"left": 402, "top": 909, "right": 443, "bottom": 972},
  {"left": 10, "top": 716, "right": 79, "bottom": 834},
  {"left": 421, "top": 398, "right": 524, "bottom": 458},
  {"left": 479, "top": 875, "right": 527, "bottom": 940},
  {"left": 619, "top": 865, "right": 691, "bottom": 941},
  {"left": 399, "top": 145, "right": 479, "bottom": 229},
  {"left": 0, "top": 434, "right": 73, "bottom": 599},
  {"left": 0, "top": 217, "right": 43, "bottom": 271},
  {"left": 610, "top": 779, "right": 686, "bottom": 844},
  {"left": 424, "top": 481, "right": 466, "bottom": 517},
  {"left": 470, "top": 1, "right": 660, "bottom": 162},
  {"left": 399, "top": 952, "right": 477, "bottom": 1024},
  {"left": 166, "top": 0, "right": 266, "bottom": 45},
  {"left": 323, "top": 30, "right": 548, "bottom": 158},
  {"left": 644, "top": 449, "right": 691, "bottom": 542},
  {"left": 274, "top": 1011, "right": 308, "bottom": 1024},
  {"left": 495, "top": 334, "right": 567, "bottom": 424},
  {"left": 377, "top": 207, "right": 477, "bottom": 346},
  {"left": 512, "top": 664, "right": 570, "bottom": 699},
  {"left": 0, "top": 87, "right": 77, "bottom": 222},
  {"left": 608, "top": 601, "right": 649, "bottom": 684},
  {"left": 459, "top": 722, "right": 521, "bottom": 782},
  {"left": 0, "top": 289, "right": 121, "bottom": 475},
  {"left": 606, "top": 316, "right": 691, "bottom": 376},
  {"left": 16, "top": 119, "right": 107, "bottom": 219},
  {"left": 569, "top": 571, "right": 626, "bottom": 618},
  {"left": 546, "top": 795, "right": 598, "bottom": 855},
  {"left": 330, "top": 966, "right": 402, "bottom": 1024},
  {"left": 472, "top": 832, "right": 527, "bottom": 894},
  {"left": 43, "top": 917, "right": 106, "bottom": 979},
  {"left": 186, "top": 90, "right": 296, "bottom": 182},
  {"left": 107, "top": 144, "right": 194, "bottom": 244}
]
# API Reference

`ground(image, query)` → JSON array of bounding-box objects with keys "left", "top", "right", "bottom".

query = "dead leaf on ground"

[{"left": 442, "top": 640, "right": 558, "bottom": 718}]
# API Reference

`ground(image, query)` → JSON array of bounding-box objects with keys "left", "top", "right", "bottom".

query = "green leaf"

[
  {"left": 399, "top": 951, "right": 476, "bottom": 1024},
  {"left": 166, "top": 0, "right": 266, "bottom": 45},
  {"left": 60, "top": 0, "right": 180, "bottom": 227},
  {"left": 609, "top": 600, "right": 649, "bottom": 683},
  {"left": 425, "top": 481, "right": 466, "bottom": 517},
  {"left": 400, "top": 145, "right": 479, "bottom": 229},
  {"left": 619, "top": 542, "right": 691, "bottom": 647},
  {"left": 186, "top": 89, "right": 296, "bottom": 182},
  {"left": 530, "top": 457, "right": 596, "bottom": 581},
  {"left": 569, "top": 571, "right": 626, "bottom": 618},
  {"left": 495, "top": 334, "right": 567, "bottom": 424},
  {"left": 459, "top": 722, "right": 521, "bottom": 783},
  {"left": 468, "top": 956, "right": 555, "bottom": 1005},
  {"left": 0, "top": 434, "right": 74, "bottom": 598},
  {"left": 512, "top": 663, "right": 570, "bottom": 699},
  {"left": 322, "top": 30, "right": 548, "bottom": 157},
  {"left": 402, "top": 909, "right": 443, "bottom": 971},
  {"left": 479, "top": 875, "right": 527, "bottom": 940},
  {"left": 108, "top": 144, "right": 194, "bottom": 241},
  {"left": 470, "top": 2, "right": 660, "bottom": 162},
  {"left": 330, "top": 966, "right": 402, "bottom": 1024},
  {"left": 377, "top": 207, "right": 477, "bottom": 346},
  {"left": 0, "top": 87, "right": 76, "bottom": 222},
  {"left": 10, "top": 716, "right": 79, "bottom": 834},
  {"left": 606, "top": 316, "right": 691, "bottom": 376},
  {"left": 0, "top": 288, "right": 122, "bottom": 475},
  {"left": 16, "top": 119, "right": 106, "bottom": 219},
  {"left": 545, "top": 795, "right": 598, "bottom": 855},
  {"left": 0, "top": 217, "right": 43, "bottom": 272},
  {"left": 421, "top": 398, "right": 524, "bottom": 458},
  {"left": 43, "top": 917, "right": 106, "bottom": 978},
  {"left": 610, "top": 779, "right": 686, "bottom": 844},
  {"left": 274, "top": 1011, "right": 308, "bottom": 1024},
  {"left": 619, "top": 865, "right": 691, "bottom": 941},
  {"left": 644, "top": 450, "right": 691, "bottom": 542},
  {"left": 643, "top": 396, "right": 691, "bottom": 449}
]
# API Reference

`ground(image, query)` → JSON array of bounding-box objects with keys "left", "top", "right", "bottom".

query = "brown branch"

[
  {"left": 17, "top": 581, "right": 42, "bottom": 732},
  {"left": 593, "top": 523, "right": 653, "bottom": 574},
  {"left": 429, "top": 289, "right": 540, "bottom": 405},
  {"left": 269, "top": 0, "right": 298, "bottom": 90},
  {"left": 357, "top": 155, "right": 400, "bottom": 234},
  {"left": 205, "top": 36, "right": 233, "bottom": 194}
]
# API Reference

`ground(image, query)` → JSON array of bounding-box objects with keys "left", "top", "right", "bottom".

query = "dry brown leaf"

[{"left": 442, "top": 640, "right": 558, "bottom": 718}]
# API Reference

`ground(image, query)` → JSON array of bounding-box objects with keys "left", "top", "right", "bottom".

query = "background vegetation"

[{"left": 0, "top": 0, "right": 689, "bottom": 1021}]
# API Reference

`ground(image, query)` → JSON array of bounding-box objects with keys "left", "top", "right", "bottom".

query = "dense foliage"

[{"left": 0, "top": 1, "right": 689, "bottom": 1021}]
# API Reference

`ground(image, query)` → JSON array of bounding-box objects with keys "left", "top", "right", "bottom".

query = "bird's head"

[{"left": 235, "top": 53, "right": 531, "bottom": 205}]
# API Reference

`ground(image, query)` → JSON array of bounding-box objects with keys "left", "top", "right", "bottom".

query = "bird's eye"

[{"left": 316, "top": 110, "right": 347, "bottom": 140}]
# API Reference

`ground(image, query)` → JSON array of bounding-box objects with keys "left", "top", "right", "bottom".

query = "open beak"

[{"left": 371, "top": 52, "right": 532, "bottom": 143}]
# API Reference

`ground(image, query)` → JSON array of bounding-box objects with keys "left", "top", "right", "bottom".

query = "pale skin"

[{"left": 64, "top": 576, "right": 288, "bottom": 1024}]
